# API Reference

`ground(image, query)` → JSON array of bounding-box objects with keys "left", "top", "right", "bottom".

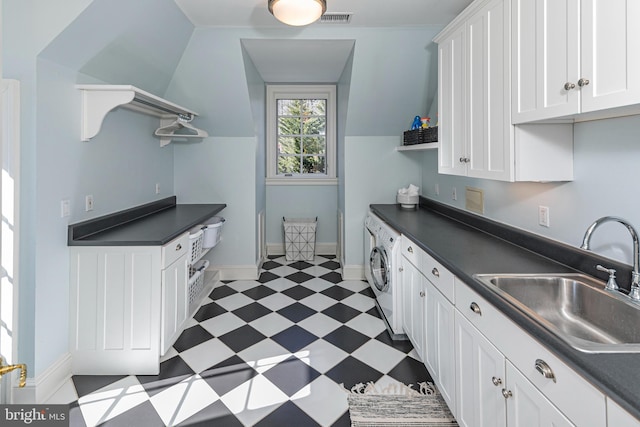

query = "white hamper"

[
  {"left": 283, "top": 217, "right": 317, "bottom": 261},
  {"left": 202, "top": 216, "right": 225, "bottom": 249}
]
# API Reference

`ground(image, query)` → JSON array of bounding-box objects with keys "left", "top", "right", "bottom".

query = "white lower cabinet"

[
  {"left": 401, "top": 253, "right": 425, "bottom": 361},
  {"left": 70, "top": 233, "right": 190, "bottom": 374},
  {"left": 607, "top": 398, "right": 640, "bottom": 427}
]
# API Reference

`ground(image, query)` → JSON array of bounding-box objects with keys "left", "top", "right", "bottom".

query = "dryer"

[{"left": 364, "top": 212, "right": 406, "bottom": 340}]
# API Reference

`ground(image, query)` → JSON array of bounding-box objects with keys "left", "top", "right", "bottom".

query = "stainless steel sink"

[{"left": 473, "top": 273, "right": 640, "bottom": 353}]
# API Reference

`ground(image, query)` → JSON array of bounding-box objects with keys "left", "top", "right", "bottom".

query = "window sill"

[{"left": 266, "top": 178, "right": 338, "bottom": 186}]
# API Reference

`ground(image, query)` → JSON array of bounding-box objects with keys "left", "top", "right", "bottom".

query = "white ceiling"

[{"left": 174, "top": 0, "right": 473, "bottom": 28}]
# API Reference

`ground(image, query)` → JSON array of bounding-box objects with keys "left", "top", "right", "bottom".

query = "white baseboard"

[
  {"left": 12, "top": 353, "right": 72, "bottom": 404},
  {"left": 216, "top": 264, "right": 260, "bottom": 281},
  {"left": 342, "top": 264, "right": 365, "bottom": 281},
  {"left": 267, "top": 243, "right": 337, "bottom": 257}
]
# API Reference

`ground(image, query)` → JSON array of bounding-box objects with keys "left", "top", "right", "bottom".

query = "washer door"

[{"left": 369, "top": 246, "right": 390, "bottom": 292}]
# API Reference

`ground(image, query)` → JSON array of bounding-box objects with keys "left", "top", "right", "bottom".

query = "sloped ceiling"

[{"left": 38, "top": 0, "right": 195, "bottom": 95}]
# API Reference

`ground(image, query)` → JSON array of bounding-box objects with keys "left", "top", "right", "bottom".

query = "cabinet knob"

[
  {"left": 407, "top": 246, "right": 413, "bottom": 254},
  {"left": 564, "top": 82, "right": 576, "bottom": 90},
  {"left": 419, "top": 291, "right": 426, "bottom": 297},
  {"left": 459, "top": 157, "right": 470, "bottom": 163},
  {"left": 502, "top": 388, "right": 513, "bottom": 399},
  {"left": 175, "top": 244, "right": 182, "bottom": 251},
  {"left": 578, "top": 78, "right": 590, "bottom": 87},
  {"left": 535, "top": 359, "right": 557, "bottom": 383},
  {"left": 399, "top": 267, "right": 404, "bottom": 272},
  {"left": 431, "top": 267, "right": 440, "bottom": 278},
  {"left": 469, "top": 302, "right": 482, "bottom": 316},
  {"left": 491, "top": 376, "right": 502, "bottom": 386}
]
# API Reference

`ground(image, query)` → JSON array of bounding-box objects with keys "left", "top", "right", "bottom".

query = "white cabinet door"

[
  {"left": 401, "top": 256, "right": 425, "bottom": 359},
  {"left": 580, "top": 0, "right": 640, "bottom": 113},
  {"left": 161, "top": 253, "right": 188, "bottom": 356},
  {"left": 505, "top": 361, "right": 575, "bottom": 427},
  {"left": 607, "top": 398, "right": 640, "bottom": 427},
  {"left": 424, "top": 281, "right": 456, "bottom": 415},
  {"left": 455, "top": 310, "right": 506, "bottom": 427}
]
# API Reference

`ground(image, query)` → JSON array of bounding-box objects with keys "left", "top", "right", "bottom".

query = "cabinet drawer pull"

[
  {"left": 469, "top": 302, "right": 482, "bottom": 316},
  {"left": 407, "top": 246, "right": 414, "bottom": 254},
  {"left": 564, "top": 82, "right": 576, "bottom": 90},
  {"left": 431, "top": 267, "right": 440, "bottom": 278},
  {"left": 492, "top": 376, "right": 502, "bottom": 386},
  {"left": 535, "top": 359, "right": 556, "bottom": 383},
  {"left": 175, "top": 244, "right": 182, "bottom": 251},
  {"left": 419, "top": 291, "right": 425, "bottom": 297},
  {"left": 578, "top": 78, "right": 590, "bottom": 87},
  {"left": 502, "top": 389, "right": 512, "bottom": 399}
]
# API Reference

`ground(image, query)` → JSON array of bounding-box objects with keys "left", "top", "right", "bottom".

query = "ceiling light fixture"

[{"left": 268, "top": 0, "right": 327, "bottom": 26}]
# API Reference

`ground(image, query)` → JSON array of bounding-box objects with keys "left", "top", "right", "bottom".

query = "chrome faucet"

[{"left": 580, "top": 216, "right": 640, "bottom": 301}]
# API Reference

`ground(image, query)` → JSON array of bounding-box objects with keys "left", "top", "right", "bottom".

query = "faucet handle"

[{"left": 596, "top": 265, "right": 619, "bottom": 291}]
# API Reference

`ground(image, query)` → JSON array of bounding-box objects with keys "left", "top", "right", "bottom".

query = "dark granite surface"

[
  {"left": 370, "top": 200, "right": 640, "bottom": 421},
  {"left": 69, "top": 197, "right": 226, "bottom": 246}
]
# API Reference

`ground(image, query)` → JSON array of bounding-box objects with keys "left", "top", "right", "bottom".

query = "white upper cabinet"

[
  {"left": 512, "top": 0, "right": 640, "bottom": 123},
  {"left": 435, "top": 0, "right": 574, "bottom": 182}
]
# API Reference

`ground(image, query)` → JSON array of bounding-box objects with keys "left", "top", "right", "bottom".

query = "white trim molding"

[
  {"left": 216, "top": 265, "right": 260, "bottom": 281},
  {"left": 267, "top": 243, "right": 337, "bottom": 257},
  {"left": 342, "top": 265, "right": 365, "bottom": 281},
  {"left": 12, "top": 353, "right": 72, "bottom": 404}
]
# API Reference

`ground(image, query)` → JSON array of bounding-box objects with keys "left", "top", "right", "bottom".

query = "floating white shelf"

[
  {"left": 76, "top": 84, "right": 206, "bottom": 146},
  {"left": 396, "top": 142, "right": 438, "bottom": 151}
]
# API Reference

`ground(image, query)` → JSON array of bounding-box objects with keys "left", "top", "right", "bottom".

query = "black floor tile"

[
  {"left": 254, "top": 401, "right": 321, "bottom": 427},
  {"left": 321, "top": 303, "right": 361, "bottom": 323},
  {"left": 193, "top": 301, "right": 227, "bottom": 322},
  {"left": 137, "top": 356, "right": 195, "bottom": 397},
  {"left": 320, "top": 271, "right": 343, "bottom": 284},
  {"left": 209, "top": 284, "right": 237, "bottom": 300},
  {"left": 331, "top": 411, "right": 351, "bottom": 427},
  {"left": 173, "top": 325, "right": 215, "bottom": 352},
  {"left": 386, "top": 356, "right": 433, "bottom": 385},
  {"left": 277, "top": 302, "right": 317, "bottom": 323},
  {"left": 282, "top": 284, "right": 316, "bottom": 300},
  {"left": 71, "top": 375, "right": 127, "bottom": 399},
  {"left": 232, "top": 302, "right": 272, "bottom": 322},
  {"left": 200, "top": 355, "right": 259, "bottom": 397},
  {"left": 271, "top": 325, "right": 319, "bottom": 353},
  {"left": 374, "top": 330, "right": 414, "bottom": 353},
  {"left": 218, "top": 325, "right": 267, "bottom": 353},
  {"left": 258, "top": 271, "right": 279, "bottom": 283},
  {"left": 322, "top": 326, "right": 370, "bottom": 353},
  {"left": 359, "top": 287, "right": 375, "bottom": 298},
  {"left": 261, "top": 260, "right": 283, "bottom": 270},
  {"left": 262, "top": 356, "right": 321, "bottom": 397},
  {"left": 99, "top": 400, "right": 165, "bottom": 426},
  {"left": 324, "top": 356, "right": 384, "bottom": 389},
  {"left": 68, "top": 403, "right": 87, "bottom": 427},
  {"left": 242, "top": 284, "right": 277, "bottom": 300},
  {"left": 285, "top": 271, "right": 315, "bottom": 284},
  {"left": 321, "top": 287, "right": 355, "bottom": 301},
  {"left": 366, "top": 306, "right": 382, "bottom": 318},
  {"left": 177, "top": 400, "right": 244, "bottom": 427},
  {"left": 289, "top": 260, "right": 314, "bottom": 270},
  {"left": 319, "top": 260, "right": 341, "bottom": 271}
]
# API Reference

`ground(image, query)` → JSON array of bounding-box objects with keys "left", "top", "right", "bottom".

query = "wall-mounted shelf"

[
  {"left": 396, "top": 142, "right": 438, "bottom": 152},
  {"left": 76, "top": 84, "right": 207, "bottom": 146}
]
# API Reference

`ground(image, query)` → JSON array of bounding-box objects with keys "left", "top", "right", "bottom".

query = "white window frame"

[{"left": 266, "top": 84, "right": 337, "bottom": 186}]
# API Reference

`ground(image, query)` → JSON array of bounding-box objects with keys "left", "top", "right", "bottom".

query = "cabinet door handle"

[
  {"left": 419, "top": 291, "right": 426, "bottom": 297},
  {"left": 407, "top": 246, "right": 413, "bottom": 254},
  {"left": 469, "top": 302, "right": 482, "bottom": 316},
  {"left": 564, "top": 82, "right": 576, "bottom": 90},
  {"left": 459, "top": 157, "right": 470, "bottom": 163},
  {"left": 399, "top": 267, "right": 404, "bottom": 272},
  {"left": 431, "top": 267, "right": 440, "bottom": 278},
  {"left": 175, "top": 244, "right": 182, "bottom": 251},
  {"left": 535, "top": 359, "right": 556, "bottom": 383},
  {"left": 578, "top": 78, "right": 590, "bottom": 87},
  {"left": 492, "top": 376, "right": 502, "bottom": 386},
  {"left": 502, "top": 389, "right": 513, "bottom": 399}
]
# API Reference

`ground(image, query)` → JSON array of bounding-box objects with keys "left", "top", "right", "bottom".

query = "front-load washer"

[{"left": 364, "top": 212, "right": 406, "bottom": 340}]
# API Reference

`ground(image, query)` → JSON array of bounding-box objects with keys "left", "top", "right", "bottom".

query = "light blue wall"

[{"left": 421, "top": 115, "right": 640, "bottom": 266}]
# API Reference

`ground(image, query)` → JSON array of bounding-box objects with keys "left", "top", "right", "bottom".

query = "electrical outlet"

[
  {"left": 452, "top": 187, "right": 457, "bottom": 201},
  {"left": 538, "top": 205, "right": 550, "bottom": 227},
  {"left": 155, "top": 183, "right": 160, "bottom": 194},
  {"left": 85, "top": 195, "right": 94, "bottom": 212},
  {"left": 435, "top": 183, "right": 440, "bottom": 196},
  {"left": 61, "top": 200, "right": 71, "bottom": 217}
]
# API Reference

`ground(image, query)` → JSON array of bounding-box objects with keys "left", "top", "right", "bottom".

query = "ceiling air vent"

[{"left": 319, "top": 13, "right": 352, "bottom": 24}]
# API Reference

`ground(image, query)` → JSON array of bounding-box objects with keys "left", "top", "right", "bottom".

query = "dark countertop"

[
  {"left": 370, "top": 200, "right": 640, "bottom": 421},
  {"left": 69, "top": 196, "right": 226, "bottom": 246}
]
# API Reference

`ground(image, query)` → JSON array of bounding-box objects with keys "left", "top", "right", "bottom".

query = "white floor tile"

[
  {"left": 291, "top": 376, "right": 348, "bottom": 426},
  {"left": 179, "top": 338, "right": 235, "bottom": 373},
  {"left": 237, "top": 339, "right": 292, "bottom": 373},
  {"left": 268, "top": 265, "right": 298, "bottom": 277},
  {"left": 339, "top": 280, "right": 369, "bottom": 292},
  {"left": 296, "top": 313, "right": 342, "bottom": 338},
  {"left": 300, "top": 265, "right": 331, "bottom": 277},
  {"left": 199, "top": 312, "right": 246, "bottom": 337},
  {"left": 295, "top": 339, "right": 348, "bottom": 374},
  {"left": 150, "top": 374, "right": 220, "bottom": 426},
  {"left": 248, "top": 312, "right": 295, "bottom": 337},
  {"left": 227, "top": 280, "right": 261, "bottom": 292},
  {"left": 345, "top": 313, "right": 387, "bottom": 338},
  {"left": 262, "top": 278, "right": 297, "bottom": 293},
  {"left": 78, "top": 376, "right": 149, "bottom": 426},
  {"left": 341, "top": 293, "right": 376, "bottom": 312},
  {"left": 160, "top": 346, "right": 179, "bottom": 363},
  {"left": 299, "top": 277, "right": 334, "bottom": 292},
  {"left": 256, "top": 292, "right": 296, "bottom": 311},
  {"left": 298, "top": 293, "right": 339, "bottom": 312},
  {"left": 45, "top": 378, "right": 78, "bottom": 404},
  {"left": 351, "top": 339, "right": 406, "bottom": 374},
  {"left": 215, "top": 293, "right": 255, "bottom": 311},
  {"left": 220, "top": 374, "right": 289, "bottom": 426}
]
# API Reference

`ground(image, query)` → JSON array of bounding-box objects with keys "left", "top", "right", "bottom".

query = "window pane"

[
  {"left": 303, "top": 156, "right": 326, "bottom": 174},
  {"left": 278, "top": 137, "right": 300, "bottom": 155},
  {"left": 304, "top": 99, "right": 326, "bottom": 115},
  {"left": 302, "top": 117, "right": 326, "bottom": 135},
  {"left": 278, "top": 117, "right": 301, "bottom": 135},
  {"left": 302, "top": 137, "right": 326, "bottom": 155},
  {"left": 278, "top": 156, "right": 301, "bottom": 174},
  {"left": 278, "top": 99, "right": 304, "bottom": 116}
]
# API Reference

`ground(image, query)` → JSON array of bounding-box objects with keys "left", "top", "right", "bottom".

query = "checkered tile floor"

[{"left": 53, "top": 255, "right": 432, "bottom": 426}]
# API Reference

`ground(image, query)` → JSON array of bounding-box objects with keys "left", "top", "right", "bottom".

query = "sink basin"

[{"left": 473, "top": 273, "right": 640, "bottom": 353}]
